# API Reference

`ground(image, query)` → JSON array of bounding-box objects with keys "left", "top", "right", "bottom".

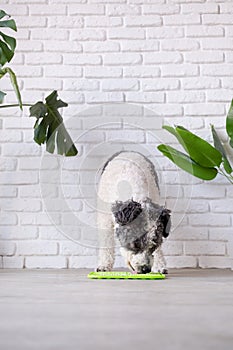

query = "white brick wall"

[{"left": 0, "top": 0, "right": 232, "bottom": 269}]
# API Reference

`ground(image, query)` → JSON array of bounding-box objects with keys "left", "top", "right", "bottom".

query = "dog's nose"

[{"left": 140, "top": 265, "right": 151, "bottom": 274}]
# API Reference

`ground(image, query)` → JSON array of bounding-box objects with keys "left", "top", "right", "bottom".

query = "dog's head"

[{"left": 112, "top": 198, "right": 171, "bottom": 274}]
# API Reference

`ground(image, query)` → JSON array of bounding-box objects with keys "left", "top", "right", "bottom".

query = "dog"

[{"left": 97, "top": 151, "right": 171, "bottom": 274}]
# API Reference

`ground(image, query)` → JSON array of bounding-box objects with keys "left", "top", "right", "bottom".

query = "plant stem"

[
  {"left": 0, "top": 103, "right": 32, "bottom": 108},
  {"left": 218, "top": 169, "right": 233, "bottom": 184}
]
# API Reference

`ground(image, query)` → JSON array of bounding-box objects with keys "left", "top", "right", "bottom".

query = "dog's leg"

[
  {"left": 96, "top": 212, "right": 115, "bottom": 272},
  {"left": 153, "top": 246, "right": 168, "bottom": 274}
]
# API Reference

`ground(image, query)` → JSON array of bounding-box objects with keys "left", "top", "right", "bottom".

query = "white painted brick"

[
  {"left": 16, "top": 241, "right": 58, "bottom": 255},
  {"left": 29, "top": 4, "right": 66, "bottom": 15},
  {"left": 23, "top": 78, "right": 62, "bottom": 91},
  {"left": 202, "top": 39, "right": 233, "bottom": 50},
  {"left": 142, "top": 78, "right": 179, "bottom": 91},
  {"left": 59, "top": 241, "right": 96, "bottom": 255},
  {"left": 63, "top": 54, "right": 102, "bottom": 66},
  {"left": 0, "top": 226, "right": 38, "bottom": 240},
  {"left": 39, "top": 226, "right": 72, "bottom": 240},
  {"left": 186, "top": 26, "right": 224, "bottom": 37},
  {"left": 16, "top": 16, "right": 47, "bottom": 28},
  {"left": 2, "top": 5, "right": 28, "bottom": 15},
  {"left": 20, "top": 213, "right": 60, "bottom": 226},
  {"left": 3, "top": 257, "right": 24, "bottom": 269},
  {"left": 109, "top": 28, "right": 145, "bottom": 39},
  {"left": 188, "top": 214, "right": 231, "bottom": 227},
  {"left": 86, "top": 92, "right": 124, "bottom": 103},
  {"left": 2, "top": 199, "right": 41, "bottom": 212},
  {"left": 0, "top": 158, "right": 17, "bottom": 171},
  {"left": 17, "top": 41, "right": 43, "bottom": 52},
  {"left": 184, "top": 103, "right": 225, "bottom": 116},
  {"left": 0, "top": 187, "right": 17, "bottom": 198},
  {"left": 25, "top": 53, "right": 62, "bottom": 65},
  {"left": 0, "top": 213, "right": 18, "bottom": 226},
  {"left": 85, "top": 67, "right": 122, "bottom": 78},
  {"left": 147, "top": 27, "right": 184, "bottom": 39},
  {"left": 220, "top": 3, "right": 233, "bottom": 13},
  {"left": 102, "top": 79, "right": 139, "bottom": 91},
  {"left": 166, "top": 256, "right": 197, "bottom": 269},
  {"left": 121, "top": 40, "right": 159, "bottom": 52},
  {"left": 207, "top": 90, "right": 233, "bottom": 102},
  {"left": 184, "top": 241, "right": 226, "bottom": 255},
  {"left": 25, "top": 256, "right": 67, "bottom": 268},
  {"left": 69, "top": 4, "right": 105, "bottom": 15},
  {"left": 143, "top": 4, "right": 179, "bottom": 15},
  {"left": 125, "top": 15, "right": 161, "bottom": 27},
  {"left": 107, "top": 4, "right": 140, "bottom": 16},
  {"left": 185, "top": 52, "right": 224, "bottom": 63},
  {"left": 126, "top": 92, "right": 165, "bottom": 103},
  {"left": 182, "top": 77, "right": 220, "bottom": 90},
  {"left": 171, "top": 227, "right": 208, "bottom": 241},
  {"left": 0, "top": 171, "right": 38, "bottom": 185},
  {"left": 2, "top": 143, "right": 41, "bottom": 156},
  {"left": 69, "top": 255, "right": 97, "bottom": 268},
  {"left": 167, "top": 91, "right": 205, "bottom": 103},
  {"left": 225, "top": 52, "right": 233, "bottom": 63},
  {"left": 182, "top": 3, "right": 218, "bottom": 13},
  {"left": 104, "top": 53, "right": 142, "bottom": 65},
  {"left": 124, "top": 66, "right": 160, "bottom": 78},
  {"left": 70, "top": 29, "right": 106, "bottom": 41},
  {"left": 144, "top": 52, "right": 182, "bottom": 64},
  {"left": 161, "top": 64, "right": 198, "bottom": 77},
  {"left": 44, "top": 66, "right": 82, "bottom": 78},
  {"left": 162, "top": 39, "right": 199, "bottom": 51},
  {"left": 210, "top": 200, "right": 233, "bottom": 213},
  {"left": 83, "top": 41, "right": 120, "bottom": 53},
  {"left": 44, "top": 41, "right": 82, "bottom": 53},
  {"left": 31, "top": 29, "right": 69, "bottom": 40},
  {"left": 164, "top": 14, "right": 200, "bottom": 25},
  {"left": 226, "top": 27, "right": 233, "bottom": 37},
  {"left": 64, "top": 79, "right": 99, "bottom": 91},
  {"left": 199, "top": 256, "right": 230, "bottom": 269},
  {"left": 49, "top": 16, "right": 83, "bottom": 28},
  {"left": 202, "top": 14, "right": 233, "bottom": 25},
  {"left": 209, "top": 228, "right": 233, "bottom": 242},
  {"left": 85, "top": 16, "right": 122, "bottom": 27},
  {"left": 163, "top": 240, "right": 183, "bottom": 256},
  {"left": 0, "top": 242, "right": 16, "bottom": 256},
  {"left": 184, "top": 184, "right": 225, "bottom": 199}
]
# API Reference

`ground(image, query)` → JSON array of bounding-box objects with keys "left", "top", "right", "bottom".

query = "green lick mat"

[{"left": 88, "top": 271, "right": 166, "bottom": 280}]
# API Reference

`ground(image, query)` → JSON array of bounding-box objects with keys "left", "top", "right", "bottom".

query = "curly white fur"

[{"left": 97, "top": 151, "right": 168, "bottom": 273}]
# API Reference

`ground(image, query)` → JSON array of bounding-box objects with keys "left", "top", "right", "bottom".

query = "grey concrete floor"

[{"left": 0, "top": 269, "right": 233, "bottom": 350}]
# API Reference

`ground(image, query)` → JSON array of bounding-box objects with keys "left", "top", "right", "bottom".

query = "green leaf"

[
  {"left": 34, "top": 118, "right": 47, "bottom": 145},
  {"left": 175, "top": 126, "right": 222, "bottom": 168},
  {"left": 0, "top": 67, "right": 22, "bottom": 109},
  {"left": 211, "top": 124, "right": 232, "bottom": 174},
  {"left": 0, "top": 11, "right": 17, "bottom": 66},
  {"left": 158, "top": 144, "right": 218, "bottom": 180},
  {"left": 0, "top": 10, "right": 7, "bottom": 20},
  {"left": 226, "top": 99, "right": 233, "bottom": 148},
  {"left": 0, "top": 90, "right": 6, "bottom": 103},
  {"left": 0, "top": 31, "right": 16, "bottom": 51},
  {"left": 0, "top": 19, "right": 17, "bottom": 31},
  {"left": 30, "top": 91, "right": 78, "bottom": 157}
]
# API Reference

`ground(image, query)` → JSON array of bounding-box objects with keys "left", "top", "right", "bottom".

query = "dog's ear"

[
  {"left": 159, "top": 208, "right": 171, "bottom": 238},
  {"left": 111, "top": 199, "right": 142, "bottom": 226}
]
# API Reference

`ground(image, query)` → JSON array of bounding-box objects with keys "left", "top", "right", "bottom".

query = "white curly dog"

[{"left": 97, "top": 151, "right": 171, "bottom": 274}]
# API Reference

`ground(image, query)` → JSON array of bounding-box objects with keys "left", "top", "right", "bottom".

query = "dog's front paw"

[
  {"left": 158, "top": 268, "right": 168, "bottom": 275},
  {"left": 96, "top": 266, "right": 111, "bottom": 272}
]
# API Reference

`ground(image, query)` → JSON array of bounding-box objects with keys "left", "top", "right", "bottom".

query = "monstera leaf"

[
  {"left": 29, "top": 91, "right": 78, "bottom": 157},
  {"left": 0, "top": 10, "right": 17, "bottom": 66},
  {"left": 211, "top": 124, "right": 232, "bottom": 174},
  {"left": 0, "top": 67, "right": 22, "bottom": 109},
  {"left": 226, "top": 99, "right": 233, "bottom": 149}
]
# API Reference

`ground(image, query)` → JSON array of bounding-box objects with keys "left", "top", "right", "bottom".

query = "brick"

[
  {"left": 185, "top": 52, "right": 224, "bottom": 63},
  {"left": 86, "top": 92, "right": 124, "bottom": 103},
  {"left": 225, "top": 52, "right": 233, "bottom": 63},
  {"left": 70, "top": 29, "right": 106, "bottom": 41},
  {"left": 202, "top": 39, "right": 233, "bottom": 50},
  {"left": 20, "top": 213, "right": 60, "bottom": 226},
  {"left": 163, "top": 241, "right": 183, "bottom": 255},
  {"left": 0, "top": 242, "right": 16, "bottom": 256},
  {"left": 59, "top": 241, "right": 97, "bottom": 256},
  {"left": 202, "top": 14, "right": 233, "bottom": 25},
  {"left": 2, "top": 143, "right": 41, "bottom": 156},
  {"left": 104, "top": 53, "right": 142, "bottom": 65},
  {"left": 25, "top": 256, "right": 67, "bottom": 268},
  {"left": 182, "top": 3, "right": 218, "bottom": 13},
  {"left": 0, "top": 226, "right": 38, "bottom": 240},
  {"left": 109, "top": 28, "right": 145, "bottom": 39},
  {"left": 16, "top": 241, "right": 58, "bottom": 255},
  {"left": 210, "top": 200, "right": 233, "bottom": 213},
  {"left": 147, "top": 27, "right": 184, "bottom": 39},
  {"left": 166, "top": 256, "right": 197, "bottom": 268},
  {"left": 198, "top": 256, "right": 230, "bottom": 269},
  {"left": 3, "top": 257, "right": 24, "bottom": 269},
  {"left": 64, "top": 79, "right": 99, "bottom": 91},
  {"left": 0, "top": 171, "right": 38, "bottom": 185},
  {"left": 23, "top": 78, "right": 62, "bottom": 91},
  {"left": 49, "top": 16, "right": 83, "bottom": 28},
  {"left": 207, "top": 90, "right": 233, "bottom": 102},
  {"left": 83, "top": 41, "right": 120, "bottom": 53},
  {"left": 188, "top": 214, "right": 231, "bottom": 227},
  {"left": 209, "top": 228, "right": 233, "bottom": 242},
  {"left": 184, "top": 184, "right": 225, "bottom": 198},
  {"left": 121, "top": 40, "right": 159, "bottom": 52},
  {"left": 162, "top": 39, "right": 199, "bottom": 51},
  {"left": 167, "top": 91, "right": 205, "bottom": 103},
  {"left": 102, "top": 79, "right": 139, "bottom": 91},
  {"left": 107, "top": 4, "right": 140, "bottom": 16},
  {"left": 69, "top": 255, "right": 97, "bottom": 268},
  {"left": 184, "top": 241, "right": 226, "bottom": 255},
  {"left": 186, "top": 26, "right": 224, "bottom": 37},
  {"left": 164, "top": 14, "right": 200, "bottom": 25},
  {"left": 31, "top": 29, "right": 68, "bottom": 40},
  {"left": 29, "top": 4, "right": 66, "bottom": 15},
  {"left": 44, "top": 41, "right": 82, "bottom": 53},
  {"left": 0, "top": 158, "right": 17, "bottom": 171},
  {"left": 182, "top": 77, "right": 220, "bottom": 90},
  {"left": 25, "top": 53, "right": 62, "bottom": 65},
  {"left": 0, "top": 187, "right": 17, "bottom": 198},
  {"left": 144, "top": 52, "right": 182, "bottom": 64},
  {"left": 63, "top": 54, "right": 102, "bottom": 65},
  {"left": 184, "top": 103, "right": 225, "bottom": 116},
  {"left": 2, "top": 5, "right": 28, "bottom": 15},
  {"left": 85, "top": 67, "right": 122, "bottom": 78},
  {"left": 161, "top": 64, "right": 198, "bottom": 77},
  {"left": 143, "top": 4, "right": 179, "bottom": 15},
  {"left": 171, "top": 227, "right": 208, "bottom": 240},
  {"left": 220, "top": 3, "right": 233, "bottom": 13},
  {"left": 2, "top": 199, "right": 41, "bottom": 212},
  {"left": 0, "top": 213, "right": 18, "bottom": 226},
  {"left": 126, "top": 92, "right": 165, "bottom": 103},
  {"left": 39, "top": 226, "right": 72, "bottom": 240},
  {"left": 142, "top": 78, "right": 179, "bottom": 91},
  {"left": 125, "top": 15, "right": 161, "bottom": 27},
  {"left": 85, "top": 16, "right": 122, "bottom": 27},
  {"left": 69, "top": 4, "right": 105, "bottom": 15},
  {"left": 17, "top": 40, "right": 43, "bottom": 52},
  {"left": 105, "top": 130, "right": 145, "bottom": 143},
  {"left": 124, "top": 66, "right": 160, "bottom": 78},
  {"left": 44, "top": 66, "right": 82, "bottom": 78}
]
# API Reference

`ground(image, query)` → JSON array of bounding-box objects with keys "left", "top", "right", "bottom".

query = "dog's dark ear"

[
  {"left": 159, "top": 208, "right": 171, "bottom": 238},
  {"left": 111, "top": 200, "right": 142, "bottom": 226}
]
